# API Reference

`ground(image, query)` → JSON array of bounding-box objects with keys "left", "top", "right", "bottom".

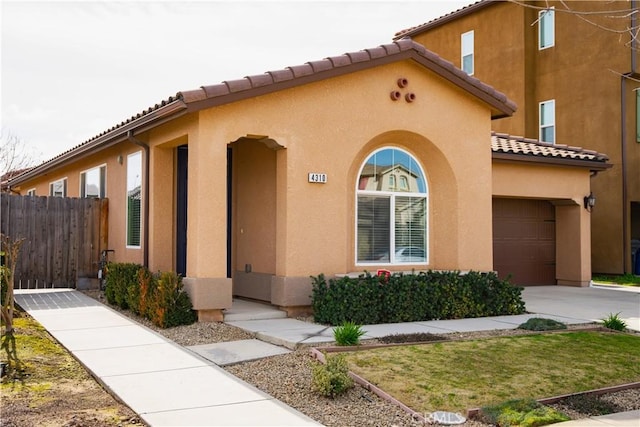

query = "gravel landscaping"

[{"left": 82, "top": 291, "right": 640, "bottom": 426}]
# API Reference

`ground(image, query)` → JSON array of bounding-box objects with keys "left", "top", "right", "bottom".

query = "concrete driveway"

[{"left": 521, "top": 285, "right": 640, "bottom": 332}]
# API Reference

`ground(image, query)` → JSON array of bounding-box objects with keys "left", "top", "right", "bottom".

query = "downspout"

[
  {"left": 620, "top": 1, "right": 637, "bottom": 273},
  {"left": 127, "top": 131, "right": 150, "bottom": 269}
]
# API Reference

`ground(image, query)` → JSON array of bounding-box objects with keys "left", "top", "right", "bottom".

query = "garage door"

[{"left": 493, "top": 198, "right": 556, "bottom": 286}]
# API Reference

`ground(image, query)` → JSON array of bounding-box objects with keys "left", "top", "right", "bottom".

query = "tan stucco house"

[
  {"left": 394, "top": 0, "right": 639, "bottom": 276},
  {"left": 7, "top": 39, "right": 610, "bottom": 320}
]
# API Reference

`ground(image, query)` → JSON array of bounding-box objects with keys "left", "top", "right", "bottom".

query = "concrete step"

[{"left": 223, "top": 299, "right": 287, "bottom": 321}]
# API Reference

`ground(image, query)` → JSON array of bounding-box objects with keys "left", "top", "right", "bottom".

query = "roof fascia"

[
  {"left": 492, "top": 153, "right": 612, "bottom": 171},
  {"left": 10, "top": 100, "right": 188, "bottom": 186},
  {"left": 394, "top": 1, "right": 497, "bottom": 40}
]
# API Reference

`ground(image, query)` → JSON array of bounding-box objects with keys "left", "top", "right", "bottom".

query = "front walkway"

[{"left": 13, "top": 289, "right": 320, "bottom": 427}]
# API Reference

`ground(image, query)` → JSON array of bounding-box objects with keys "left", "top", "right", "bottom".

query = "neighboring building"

[
  {"left": 395, "top": 0, "right": 640, "bottom": 275},
  {"left": 7, "top": 40, "right": 609, "bottom": 320}
]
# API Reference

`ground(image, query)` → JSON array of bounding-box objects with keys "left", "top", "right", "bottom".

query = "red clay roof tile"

[
  {"left": 225, "top": 78, "right": 253, "bottom": 93},
  {"left": 267, "top": 68, "right": 295, "bottom": 83},
  {"left": 346, "top": 50, "right": 371, "bottom": 63},
  {"left": 306, "top": 59, "right": 333, "bottom": 73},
  {"left": 491, "top": 132, "right": 610, "bottom": 169},
  {"left": 287, "top": 64, "right": 315, "bottom": 78},
  {"left": 201, "top": 84, "right": 230, "bottom": 98},
  {"left": 245, "top": 73, "right": 274, "bottom": 88}
]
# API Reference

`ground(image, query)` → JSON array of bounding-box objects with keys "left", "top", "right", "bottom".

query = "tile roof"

[
  {"left": 394, "top": 0, "right": 494, "bottom": 39},
  {"left": 491, "top": 132, "right": 611, "bottom": 170},
  {"left": 177, "top": 39, "right": 516, "bottom": 118},
  {"left": 9, "top": 39, "right": 517, "bottom": 186}
]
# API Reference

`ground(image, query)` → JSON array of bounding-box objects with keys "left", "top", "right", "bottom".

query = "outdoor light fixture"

[{"left": 583, "top": 192, "right": 596, "bottom": 211}]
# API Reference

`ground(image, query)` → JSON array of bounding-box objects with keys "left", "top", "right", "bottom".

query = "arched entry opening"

[{"left": 228, "top": 135, "right": 284, "bottom": 302}]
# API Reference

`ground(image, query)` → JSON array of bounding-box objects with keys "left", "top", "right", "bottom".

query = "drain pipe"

[
  {"left": 620, "top": 1, "right": 637, "bottom": 273},
  {"left": 127, "top": 130, "right": 150, "bottom": 269}
]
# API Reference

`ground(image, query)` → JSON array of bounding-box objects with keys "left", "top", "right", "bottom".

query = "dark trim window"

[
  {"left": 356, "top": 147, "right": 428, "bottom": 265},
  {"left": 49, "top": 178, "right": 67, "bottom": 197},
  {"left": 80, "top": 165, "right": 106, "bottom": 198},
  {"left": 126, "top": 152, "right": 142, "bottom": 248}
]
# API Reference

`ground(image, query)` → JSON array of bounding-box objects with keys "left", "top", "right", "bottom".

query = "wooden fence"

[{"left": 1, "top": 194, "right": 108, "bottom": 289}]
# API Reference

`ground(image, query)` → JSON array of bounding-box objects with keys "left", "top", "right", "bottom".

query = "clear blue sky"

[{"left": 1, "top": 0, "right": 470, "bottom": 164}]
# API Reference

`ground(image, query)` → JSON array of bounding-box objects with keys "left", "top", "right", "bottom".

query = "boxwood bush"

[
  {"left": 104, "top": 263, "right": 196, "bottom": 328},
  {"left": 312, "top": 271, "right": 525, "bottom": 325},
  {"left": 104, "top": 262, "right": 140, "bottom": 309}
]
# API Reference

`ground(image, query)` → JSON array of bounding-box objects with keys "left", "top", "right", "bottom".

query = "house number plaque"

[{"left": 308, "top": 173, "right": 327, "bottom": 183}]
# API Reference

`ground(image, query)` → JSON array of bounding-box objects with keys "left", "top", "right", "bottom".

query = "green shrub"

[
  {"left": 312, "top": 271, "right": 525, "bottom": 325},
  {"left": 518, "top": 318, "right": 567, "bottom": 331},
  {"left": 601, "top": 312, "right": 627, "bottom": 331},
  {"left": 149, "top": 271, "right": 196, "bottom": 328},
  {"left": 311, "top": 354, "right": 354, "bottom": 398},
  {"left": 333, "top": 321, "right": 366, "bottom": 346},
  {"left": 137, "top": 267, "right": 155, "bottom": 319},
  {"left": 480, "top": 398, "right": 570, "bottom": 427},
  {"left": 104, "top": 263, "right": 141, "bottom": 309},
  {"left": 103, "top": 263, "right": 195, "bottom": 328}
]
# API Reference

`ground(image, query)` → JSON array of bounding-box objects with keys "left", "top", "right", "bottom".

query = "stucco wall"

[
  {"left": 411, "top": 0, "right": 639, "bottom": 274},
  {"left": 182, "top": 60, "right": 494, "bottom": 306}
]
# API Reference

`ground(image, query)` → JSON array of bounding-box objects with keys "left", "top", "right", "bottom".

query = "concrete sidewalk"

[{"left": 13, "top": 289, "right": 320, "bottom": 427}]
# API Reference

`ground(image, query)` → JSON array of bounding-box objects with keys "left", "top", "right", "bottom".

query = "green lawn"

[
  {"left": 592, "top": 274, "right": 640, "bottom": 286},
  {"left": 342, "top": 331, "right": 640, "bottom": 413}
]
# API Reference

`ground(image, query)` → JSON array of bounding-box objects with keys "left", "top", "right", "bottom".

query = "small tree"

[
  {"left": 1, "top": 234, "right": 24, "bottom": 335},
  {"left": 0, "top": 129, "right": 40, "bottom": 180}
]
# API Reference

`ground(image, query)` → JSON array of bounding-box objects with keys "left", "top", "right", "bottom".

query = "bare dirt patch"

[{"left": 1, "top": 311, "right": 143, "bottom": 427}]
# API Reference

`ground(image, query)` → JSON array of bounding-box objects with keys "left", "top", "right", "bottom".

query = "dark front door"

[{"left": 176, "top": 145, "right": 188, "bottom": 276}]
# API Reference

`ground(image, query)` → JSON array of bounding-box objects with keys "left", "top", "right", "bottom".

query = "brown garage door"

[{"left": 493, "top": 198, "right": 556, "bottom": 286}]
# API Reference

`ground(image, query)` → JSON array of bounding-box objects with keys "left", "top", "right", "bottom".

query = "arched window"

[{"left": 356, "top": 148, "right": 428, "bottom": 264}]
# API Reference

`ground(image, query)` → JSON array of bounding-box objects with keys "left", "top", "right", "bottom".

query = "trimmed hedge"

[
  {"left": 311, "top": 271, "right": 525, "bottom": 325},
  {"left": 104, "top": 263, "right": 196, "bottom": 328}
]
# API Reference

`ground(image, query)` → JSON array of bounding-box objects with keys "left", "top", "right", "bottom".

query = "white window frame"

[
  {"left": 126, "top": 151, "right": 142, "bottom": 249},
  {"left": 49, "top": 177, "right": 67, "bottom": 197},
  {"left": 26, "top": 188, "right": 36, "bottom": 196},
  {"left": 80, "top": 164, "right": 107, "bottom": 198},
  {"left": 461, "top": 30, "right": 474, "bottom": 75},
  {"left": 539, "top": 99, "right": 556, "bottom": 143},
  {"left": 539, "top": 7, "right": 555, "bottom": 50},
  {"left": 355, "top": 147, "right": 429, "bottom": 266}
]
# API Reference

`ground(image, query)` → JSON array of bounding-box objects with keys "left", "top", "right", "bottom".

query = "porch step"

[{"left": 223, "top": 299, "right": 288, "bottom": 321}]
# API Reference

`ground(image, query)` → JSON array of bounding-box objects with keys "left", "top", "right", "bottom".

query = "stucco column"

[
  {"left": 555, "top": 202, "right": 591, "bottom": 286},
  {"left": 148, "top": 145, "right": 175, "bottom": 272},
  {"left": 182, "top": 125, "right": 232, "bottom": 321}
]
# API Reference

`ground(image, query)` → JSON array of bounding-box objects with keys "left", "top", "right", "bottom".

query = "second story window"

[
  {"left": 80, "top": 165, "right": 106, "bottom": 198},
  {"left": 540, "top": 99, "right": 555, "bottom": 143},
  {"left": 539, "top": 8, "right": 555, "bottom": 49},
  {"left": 461, "top": 30, "right": 474, "bottom": 75}
]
